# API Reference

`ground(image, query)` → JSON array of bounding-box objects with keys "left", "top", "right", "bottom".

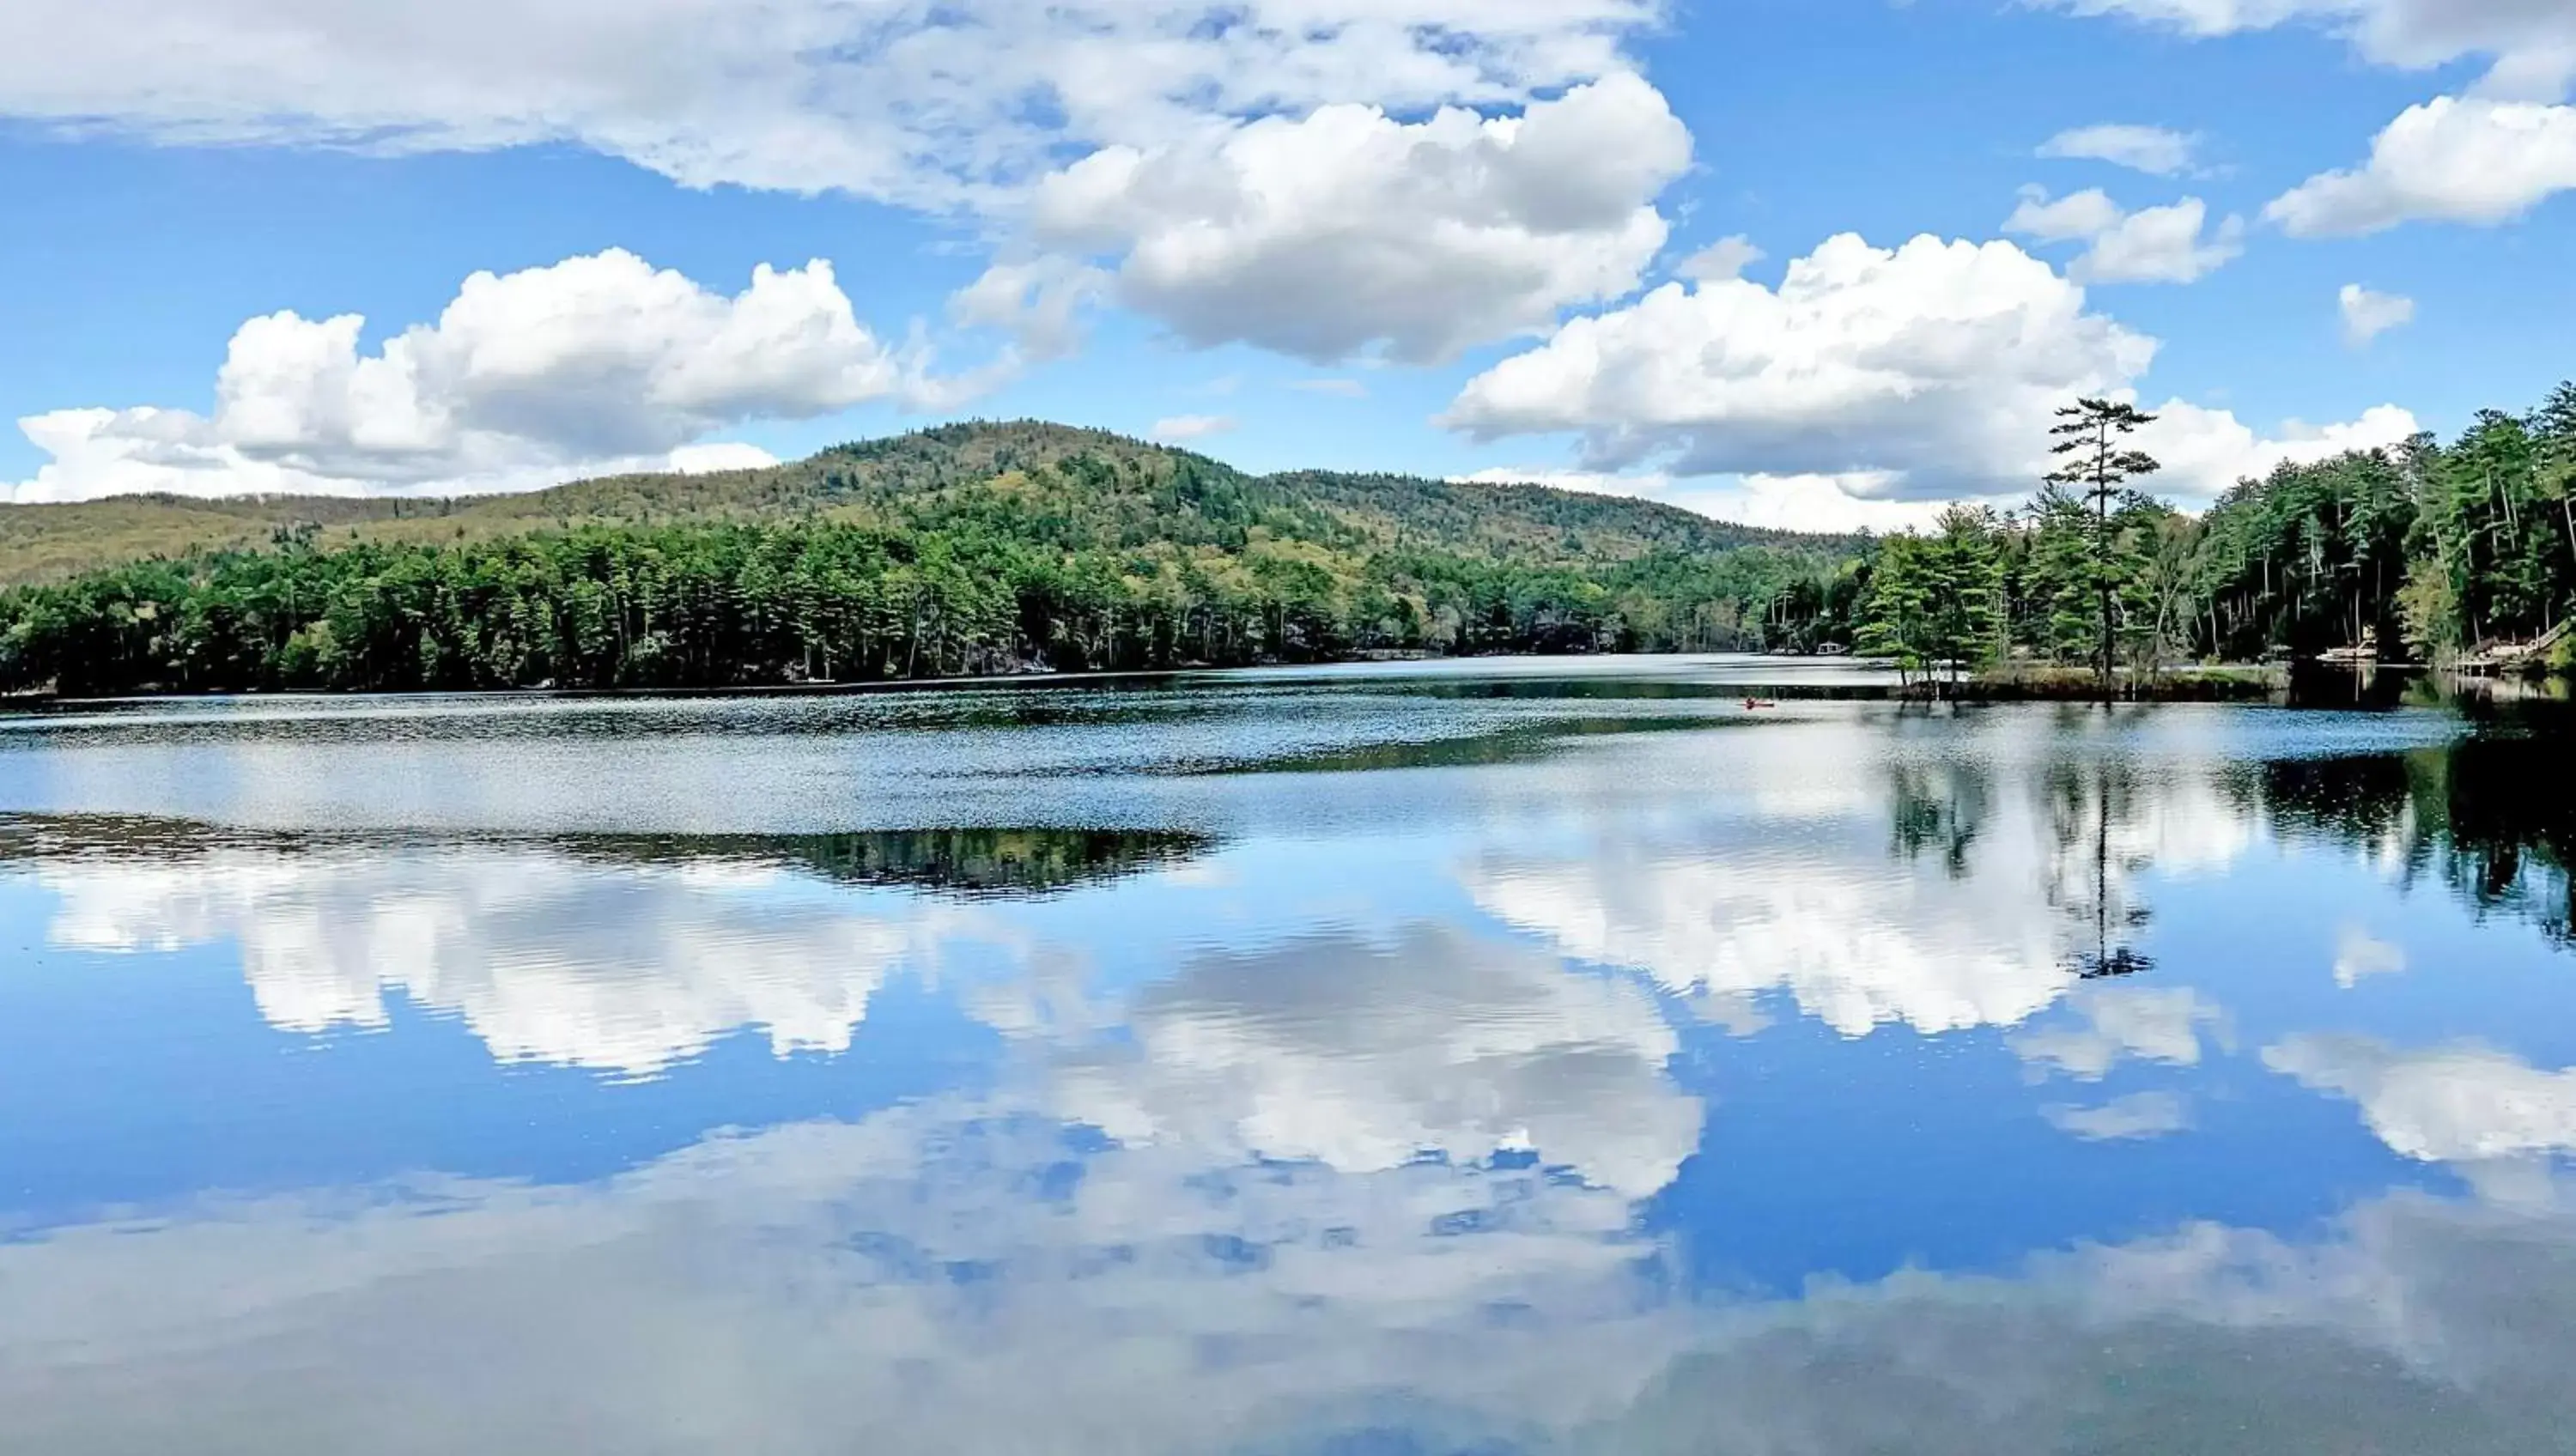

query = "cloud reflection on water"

[
  {"left": 30, "top": 839, "right": 987, "bottom": 1078},
  {"left": 2, "top": 1101, "right": 2571, "bottom": 1455},
  {"left": 9, "top": 822, "right": 1705, "bottom": 1202},
  {"left": 2268, "top": 1034, "right": 2576, "bottom": 1168},
  {"left": 5, "top": 690, "right": 2576, "bottom": 1452},
  {"left": 1039, "top": 925, "right": 1701, "bottom": 1198},
  {"left": 1467, "top": 722, "right": 2253, "bottom": 1040},
  {"left": 8, "top": 820, "right": 1218, "bottom": 1079}
]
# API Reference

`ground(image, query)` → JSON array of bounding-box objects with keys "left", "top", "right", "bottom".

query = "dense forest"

[
  {"left": 0, "top": 423, "right": 1863, "bottom": 695},
  {"left": 9, "top": 383, "right": 2572, "bottom": 700},
  {"left": 1855, "top": 381, "right": 2576, "bottom": 687}
]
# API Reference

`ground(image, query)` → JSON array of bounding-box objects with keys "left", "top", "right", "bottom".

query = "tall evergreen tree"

[
  {"left": 2043, "top": 399, "right": 2165, "bottom": 691},
  {"left": 1855, "top": 505, "right": 2004, "bottom": 695}
]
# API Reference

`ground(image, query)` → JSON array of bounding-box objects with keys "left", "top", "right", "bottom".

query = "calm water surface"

[{"left": 3, "top": 657, "right": 2573, "bottom": 1453}]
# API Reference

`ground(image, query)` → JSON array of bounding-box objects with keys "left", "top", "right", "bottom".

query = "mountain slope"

[
  {"left": 0, "top": 422, "right": 1847, "bottom": 586},
  {"left": 0, "top": 422, "right": 1872, "bottom": 696}
]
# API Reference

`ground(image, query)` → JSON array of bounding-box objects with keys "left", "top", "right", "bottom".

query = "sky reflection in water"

[{"left": 1, "top": 658, "right": 2572, "bottom": 1454}]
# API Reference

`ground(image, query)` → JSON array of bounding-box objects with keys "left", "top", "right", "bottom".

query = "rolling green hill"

[
  {"left": 0, "top": 422, "right": 1870, "bottom": 696},
  {"left": 0, "top": 422, "right": 1834, "bottom": 586}
]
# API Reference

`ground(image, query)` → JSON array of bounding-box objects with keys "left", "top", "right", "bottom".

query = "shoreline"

[
  {"left": 1935, "top": 664, "right": 2296, "bottom": 703},
  {"left": 0, "top": 652, "right": 2475, "bottom": 713},
  {"left": 0, "top": 651, "right": 1796, "bottom": 711}
]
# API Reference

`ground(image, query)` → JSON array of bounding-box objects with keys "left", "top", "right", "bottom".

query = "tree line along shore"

[
  {"left": 1856, "top": 383, "right": 2576, "bottom": 695},
  {"left": 0, "top": 423, "right": 1862, "bottom": 697},
  {"left": 0, "top": 388, "right": 2569, "bottom": 701}
]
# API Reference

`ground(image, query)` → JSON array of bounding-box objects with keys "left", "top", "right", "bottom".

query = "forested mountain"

[
  {"left": 23, "top": 383, "right": 2570, "bottom": 701},
  {"left": 0, "top": 422, "right": 1825, "bottom": 587},
  {"left": 0, "top": 422, "right": 1867, "bottom": 696}
]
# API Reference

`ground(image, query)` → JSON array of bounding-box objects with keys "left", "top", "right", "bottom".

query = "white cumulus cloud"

[
  {"left": 2005, "top": 187, "right": 2246, "bottom": 283},
  {"left": 2339, "top": 284, "right": 2417, "bottom": 347},
  {"left": 0, "top": 0, "right": 1665, "bottom": 203},
  {"left": 668, "top": 441, "right": 784, "bottom": 475},
  {"left": 1027, "top": 73, "right": 1691, "bottom": 363},
  {"left": 1668, "top": 478, "right": 1965, "bottom": 535},
  {"left": 0, "top": 3, "right": 1686, "bottom": 392},
  {"left": 2038, "top": 123, "right": 2206, "bottom": 176},
  {"left": 1455, "top": 464, "right": 1968, "bottom": 535},
  {"left": 2049, "top": 9, "right": 2576, "bottom": 241},
  {"left": 2267, "top": 96, "right": 2576, "bottom": 236},
  {"left": 1674, "top": 235, "right": 1767, "bottom": 282},
  {"left": 1443, "top": 233, "right": 2154, "bottom": 498},
  {"left": 1441, "top": 231, "right": 2402, "bottom": 504},
  {"left": 2002, "top": 187, "right": 2130, "bottom": 243},
  {"left": 949, "top": 256, "right": 1113, "bottom": 364},
  {"left": 2142, "top": 400, "right": 2423, "bottom": 497},
  {"left": 1149, "top": 414, "right": 1239, "bottom": 442},
  {"left": 2075, "top": 200, "right": 2247, "bottom": 283},
  {"left": 7, "top": 250, "right": 918, "bottom": 502},
  {"left": 2044, "top": 0, "right": 2576, "bottom": 99}
]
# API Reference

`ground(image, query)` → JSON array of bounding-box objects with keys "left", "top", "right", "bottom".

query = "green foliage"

[
  {"left": 1994, "top": 378, "right": 2576, "bottom": 674},
  {"left": 0, "top": 421, "right": 1850, "bottom": 589},
  {"left": 2415, "top": 407, "right": 2573, "bottom": 647},
  {"left": 23, "top": 381, "right": 2576, "bottom": 695},
  {"left": 0, "top": 425, "right": 1867, "bottom": 696},
  {"left": 1856, "top": 506, "right": 2005, "bottom": 690},
  {"left": 2395, "top": 554, "right": 2459, "bottom": 658},
  {"left": 2040, "top": 398, "right": 2166, "bottom": 687},
  {"left": 2018, "top": 485, "right": 2113, "bottom": 664},
  {"left": 2182, "top": 379, "right": 2576, "bottom": 663},
  {"left": 2121, "top": 502, "right": 2200, "bottom": 676},
  {"left": 2190, "top": 447, "right": 2417, "bottom": 658},
  {"left": 1848, "top": 379, "right": 2576, "bottom": 683}
]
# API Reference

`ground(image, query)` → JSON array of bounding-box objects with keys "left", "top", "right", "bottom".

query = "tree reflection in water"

[
  {"left": 1883, "top": 704, "right": 2576, "bottom": 976},
  {"left": 2244, "top": 731, "right": 2576, "bottom": 947},
  {"left": 2034, "top": 743, "right": 2156, "bottom": 981}
]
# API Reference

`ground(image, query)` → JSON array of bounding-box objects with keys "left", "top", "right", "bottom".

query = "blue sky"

[{"left": 1, "top": 0, "right": 2571, "bottom": 530}]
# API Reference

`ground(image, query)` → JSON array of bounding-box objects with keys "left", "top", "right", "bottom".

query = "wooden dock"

[{"left": 2458, "top": 618, "right": 2573, "bottom": 675}]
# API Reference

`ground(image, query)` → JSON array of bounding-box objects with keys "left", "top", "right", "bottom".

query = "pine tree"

[
  {"left": 1856, "top": 506, "right": 2004, "bottom": 695},
  {"left": 2044, "top": 399, "right": 2164, "bottom": 694}
]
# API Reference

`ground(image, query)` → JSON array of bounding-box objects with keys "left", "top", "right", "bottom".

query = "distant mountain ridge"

[
  {"left": 0, "top": 420, "right": 1874, "bottom": 696},
  {"left": 0, "top": 421, "right": 1848, "bottom": 587}
]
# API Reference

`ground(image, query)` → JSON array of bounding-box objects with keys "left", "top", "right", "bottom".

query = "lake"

[{"left": 3, "top": 656, "right": 2573, "bottom": 1454}]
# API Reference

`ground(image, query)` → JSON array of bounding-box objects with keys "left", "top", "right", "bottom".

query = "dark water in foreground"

[{"left": 3, "top": 657, "right": 2573, "bottom": 1454}]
